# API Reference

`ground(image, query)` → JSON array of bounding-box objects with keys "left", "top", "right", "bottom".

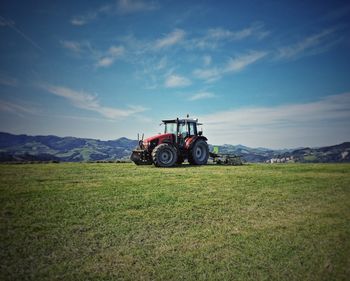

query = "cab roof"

[{"left": 162, "top": 118, "right": 202, "bottom": 125}]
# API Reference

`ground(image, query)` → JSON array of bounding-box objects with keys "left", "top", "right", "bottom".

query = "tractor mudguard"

[{"left": 185, "top": 136, "right": 208, "bottom": 150}]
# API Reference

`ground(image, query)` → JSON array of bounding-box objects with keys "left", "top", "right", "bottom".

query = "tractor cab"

[{"left": 162, "top": 118, "right": 202, "bottom": 146}]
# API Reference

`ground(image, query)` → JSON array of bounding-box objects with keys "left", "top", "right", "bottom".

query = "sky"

[{"left": 0, "top": 0, "right": 349, "bottom": 149}]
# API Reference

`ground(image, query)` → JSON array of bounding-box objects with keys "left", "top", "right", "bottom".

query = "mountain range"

[{"left": 0, "top": 132, "right": 349, "bottom": 163}]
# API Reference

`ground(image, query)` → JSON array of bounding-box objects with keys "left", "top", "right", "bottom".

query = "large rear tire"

[
  {"left": 188, "top": 139, "right": 209, "bottom": 165},
  {"left": 152, "top": 144, "right": 178, "bottom": 167}
]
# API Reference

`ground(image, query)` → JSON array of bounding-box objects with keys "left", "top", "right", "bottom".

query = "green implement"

[{"left": 209, "top": 151, "right": 243, "bottom": 165}]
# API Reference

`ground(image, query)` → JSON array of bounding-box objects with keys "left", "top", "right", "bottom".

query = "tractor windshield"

[{"left": 164, "top": 123, "right": 177, "bottom": 134}]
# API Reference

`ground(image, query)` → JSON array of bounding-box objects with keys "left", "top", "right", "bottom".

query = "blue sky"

[{"left": 0, "top": 0, "right": 349, "bottom": 148}]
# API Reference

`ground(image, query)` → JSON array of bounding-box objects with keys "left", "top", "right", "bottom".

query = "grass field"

[{"left": 1, "top": 163, "right": 350, "bottom": 280}]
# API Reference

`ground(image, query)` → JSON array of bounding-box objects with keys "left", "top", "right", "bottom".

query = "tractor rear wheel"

[
  {"left": 152, "top": 144, "right": 178, "bottom": 167},
  {"left": 188, "top": 139, "right": 209, "bottom": 165}
]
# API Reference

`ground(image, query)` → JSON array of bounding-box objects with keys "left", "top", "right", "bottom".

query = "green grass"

[{"left": 1, "top": 163, "right": 349, "bottom": 280}]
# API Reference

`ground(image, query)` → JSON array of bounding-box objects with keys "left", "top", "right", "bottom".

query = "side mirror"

[{"left": 198, "top": 131, "right": 203, "bottom": 136}]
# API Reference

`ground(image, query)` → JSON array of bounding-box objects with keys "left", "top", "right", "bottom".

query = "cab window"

[
  {"left": 189, "top": 122, "right": 196, "bottom": 136},
  {"left": 165, "top": 123, "right": 176, "bottom": 134},
  {"left": 179, "top": 123, "right": 188, "bottom": 138}
]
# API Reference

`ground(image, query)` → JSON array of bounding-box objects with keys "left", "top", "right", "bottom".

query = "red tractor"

[{"left": 130, "top": 117, "right": 209, "bottom": 167}]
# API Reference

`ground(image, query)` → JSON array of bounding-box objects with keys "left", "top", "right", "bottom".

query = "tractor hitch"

[{"left": 130, "top": 148, "right": 152, "bottom": 165}]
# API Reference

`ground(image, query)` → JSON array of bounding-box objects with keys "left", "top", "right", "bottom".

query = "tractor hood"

[
  {"left": 142, "top": 133, "right": 175, "bottom": 149},
  {"left": 144, "top": 133, "right": 174, "bottom": 143}
]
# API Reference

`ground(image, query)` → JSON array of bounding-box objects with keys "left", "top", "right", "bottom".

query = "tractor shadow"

[
  {"left": 134, "top": 163, "right": 203, "bottom": 169},
  {"left": 170, "top": 164, "right": 202, "bottom": 169},
  {"left": 169, "top": 163, "right": 246, "bottom": 168},
  {"left": 150, "top": 163, "right": 244, "bottom": 168}
]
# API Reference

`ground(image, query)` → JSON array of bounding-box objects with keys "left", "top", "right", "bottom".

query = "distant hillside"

[
  {"left": 0, "top": 132, "right": 137, "bottom": 162},
  {"left": 209, "top": 144, "right": 294, "bottom": 163},
  {"left": 268, "top": 142, "right": 350, "bottom": 163},
  {"left": 0, "top": 132, "right": 349, "bottom": 163},
  {"left": 211, "top": 143, "right": 350, "bottom": 163}
]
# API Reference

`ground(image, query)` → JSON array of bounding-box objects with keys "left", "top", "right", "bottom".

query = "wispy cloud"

[
  {"left": 120, "top": 24, "right": 265, "bottom": 56},
  {"left": 191, "top": 22, "right": 269, "bottom": 49},
  {"left": 115, "top": 30, "right": 184, "bottom": 72},
  {"left": 225, "top": 51, "right": 267, "bottom": 72},
  {"left": 200, "top": 93, "right": 350, "bottom": 148},
  {"left": 105, "top": 32, "right": 186, "bottom": 88},
  {"left": 189, "top": 91, "right": 216, "bottom": 101},
  {"left": 276, "top": 28, "right": 339, "bottom": 60},
  {"left": 203, "top": 55, "right": 212, "bottom": 66},
  {"left": 193, "top": 68, "right": 221, "bottom": 82},
  {"left": 40, "top": 84, "right": 147, "bottom": 119},
  {"left": 71, "top": 11, "right": 99, "bottom": 26},
  {"left": 0, "top": 99, "right": 39, "bottom": 116},
  {"left": 0, "top": 74, "right": 18, "bottom": 87},
  {"left": 0, "top": 16, "right": 43, "bottom": 51},
  {"left": 117, "top": 0, "right": 158, "bottom": 14},
  {"left": 194, "top": 50, "right": 267, "bottom": 82},
  {"left": 60, "top": 40, "right": 124, "bottom": 68},
  {"left": 133, "top": 56, "right": 168, "bottom": 89},
  {"left": 96, "top": 45, "right": 125, "bottom": 68},
  {"left": 207, "top": 23, "right": 269, "bottom": 41},
  {"left": 154, "top": 29, "right": 186, "bottom": 49},
  {"left": 164, "top": 74, "right": 191, "bottom": 88},
  {"left": 71, "top": 0, "right": 158, "bottom": 26},
  {"left": 60, "top": 40, "right": 86, "bottom": 53},
  {"left": 156, "top": 56, "right": 167, "bottom": 70}
]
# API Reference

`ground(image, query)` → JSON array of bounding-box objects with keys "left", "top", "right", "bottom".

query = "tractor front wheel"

[
  {"left": 188, "top": 139, "right": 209, "bottom": 165},
  {"left": 152, "top": 144, "right": 178, "bottom": 167}
]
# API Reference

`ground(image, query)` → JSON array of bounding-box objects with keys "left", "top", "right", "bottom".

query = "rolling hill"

[
  {"left": 0, "top": 132, "right": 349, "bottom": 163},
  {"left": 0, "top": 132, "right": 137, "bottom": 162}
]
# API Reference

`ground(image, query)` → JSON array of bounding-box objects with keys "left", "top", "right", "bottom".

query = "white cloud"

[
  {"left": 96, "top": 57, "right": 115, "bottom": 67},
  {"left": 0, "top": 74, "right": 18, "bottom": 87},
  {"left": 61, "top": 40, "right": 84, "bottom": 53},
  {"left": 207, "top": 24, "right": 268, "bottom": 41},
  {"left": 71, "top": 18, "right": 87, "bottom": 26},
  {"left": 164, "top": 74, "right": 191, "bottom": 88},
  {"left": 276, "top": 29, "right": 338, "bottom": 60},
  {"left": 96, "top": 45, "right": 125, "bottom": 68},
  {"left": 189, "top": 92, "right": 216, "bottom": 101},
  {"left": 60, "top": 40, "right": 123, "bottom": 67},
  {"left": 60, "top": 40, "right": 96, "bottom": 58},
  {"left": 134, "top": 57, "right": 167, "bottom": 89},
  {"left": 70, "top": 0, "right": 158, "bottom": 26},
  {"left": 200, "top": 93, "right": 350, "bottom": 148},
  {"left": 117, "top": 0, "right": 158, "bottom": 14},
  {"left": 71, "top": 12, "right": 98, "bottom": 26},
  {"left": 156, "top": 56, "right": 167, "bottom": 70},
  {"left": 224, "top": 51, "right": 267, "bottom": 72},
  {"left": 193, "top": 68, "right": 221, "bottom": 82},
  {"left": 108, "top": 45, "right": 124, "bottom": 56},
  {"left": 191, "top": 22, "right": 269, "bottom": 49},
  {"left": 155, "top": 29, "right": 185, "bottom": 49},
  {"left": 0, "top": 99, "right": 39, "bottom": 116},
  {"left": 0, "top": 17, "right": 14, "bottom": 26},
  {"left": 194, "top": 51, "right": 267, "bottom": 82},
  {"left": 203, "top": 55, "right": 212, "bottom": 66},
  {"left": 41, "top": 84, "right": 147, "bottom": 119}
]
